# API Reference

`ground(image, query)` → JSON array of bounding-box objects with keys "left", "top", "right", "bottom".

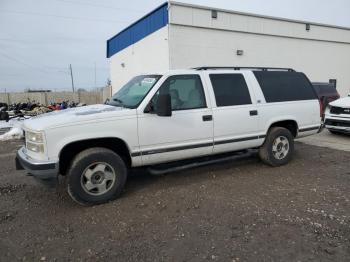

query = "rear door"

[{"left": 205, "top": 72, "right": 263, "bottom": 154}]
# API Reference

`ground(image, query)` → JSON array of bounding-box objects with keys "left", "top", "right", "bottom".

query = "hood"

[
  {"left": 329, "top": 96, "right": 350, "bottom": 108},
  {"left": 23, "top": 104, "right": 134, "bottom": 131}
]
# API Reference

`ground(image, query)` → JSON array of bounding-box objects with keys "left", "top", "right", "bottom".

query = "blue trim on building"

[{"left": 107, "top": 2, "right": 168, "bottom": 58}]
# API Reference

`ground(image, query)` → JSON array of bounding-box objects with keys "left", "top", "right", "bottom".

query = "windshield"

[{"left": 107, "top": 75, "right": 162, "bottom": 109}]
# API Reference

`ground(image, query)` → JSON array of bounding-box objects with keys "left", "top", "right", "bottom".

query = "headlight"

[
  {"left": 26, "top": 142, "right": 45, "bottom": 153},
  {"left": 26, "top": 131, "right": 44, "bottom": 143},
  {"left": 25, "top": 131, "right": 45, "bottom": 154}
]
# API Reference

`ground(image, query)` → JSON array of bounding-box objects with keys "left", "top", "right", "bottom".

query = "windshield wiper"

[
  {"left": 112, "top": 98, "right": 126, "bottom": 107},
  {"left": 113, "top": 98, "right": 124, "bottom": 104},
  {"left": 111, "top": 98, "right": 132, "bottom": 109}
]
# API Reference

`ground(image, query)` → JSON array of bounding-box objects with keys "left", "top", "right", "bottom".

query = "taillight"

[{"left": 319, "top": 99, "right": 324, "bottom": 118}]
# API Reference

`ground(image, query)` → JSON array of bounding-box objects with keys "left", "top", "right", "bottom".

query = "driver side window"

[{"left": 152, "top": 75, "right": 206, "bottom": 111}]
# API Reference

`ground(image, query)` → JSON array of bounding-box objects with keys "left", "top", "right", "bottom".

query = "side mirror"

[{"left": 156, "top": 94, "right": 172, "bottom": 117}]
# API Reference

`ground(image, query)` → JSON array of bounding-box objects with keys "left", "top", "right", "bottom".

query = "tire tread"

[
  {"left": 66, "top": 147, "right": 127, "bottom": 206},
  {"left": 259, "top": 127, "right": 294, "bottom": 167}
]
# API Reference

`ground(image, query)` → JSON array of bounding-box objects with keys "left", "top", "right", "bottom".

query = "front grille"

[
  {"left": 325, "top": 119, "right": 350, "bottom": 128},
  {"left": 330, "top": 106, "right": 350, "bottom": 115}
]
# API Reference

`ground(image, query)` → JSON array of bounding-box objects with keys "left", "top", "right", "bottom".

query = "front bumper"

[
  {"left": 15, "top": 147, "right": 59, "bottom": 179},
  {"left": 324, "top": 117, "right": 350, "bottom": 133}
]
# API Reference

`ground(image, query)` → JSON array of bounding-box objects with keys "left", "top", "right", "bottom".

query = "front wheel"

[
  {"left": 66, "top": 148, "right": 127, "bottom": 206},
  {"left": 259, "top": 127, "right": 294, "bottom": 167}
]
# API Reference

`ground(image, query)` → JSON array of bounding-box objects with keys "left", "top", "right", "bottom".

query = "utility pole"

[
  {"left": 69, "top": 64, "right": 75, "bottom": 93},
  {"left": 94, "top": 62, "right": 97, "bottom": 89}
]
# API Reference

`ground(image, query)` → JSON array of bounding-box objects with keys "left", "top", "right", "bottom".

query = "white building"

[{"left": 107, "top": 1, "right": 350, "bottom": 96}]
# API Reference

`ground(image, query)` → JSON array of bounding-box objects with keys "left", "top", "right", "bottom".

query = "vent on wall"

[
  {"left": 329, "top": 79, "right": 337, "bottom": 88},
  {"left": 212, "top": 10, "right": 218, "bottom": 19},
  {"left": 236, "top": 50, "right": 244, "bottom": 56},
  {"left": 306, "top": 24, "right": 311, "bottom": 31}
]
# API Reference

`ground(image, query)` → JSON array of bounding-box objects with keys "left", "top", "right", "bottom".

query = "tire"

[
  {"left": 66, "top": 147, "right": 127, "bottom": 206},
  {"left": 0, "top": 111, "right": 9, "bottom": 121},
  {"left": 259, "top": 127, "right": 294, "bottom": 167}
]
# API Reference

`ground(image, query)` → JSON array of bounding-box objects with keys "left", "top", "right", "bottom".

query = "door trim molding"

[
  {"left": 299, "top": 125, "right": 321, "bottom": 132},
  {"left": 131, "top": 134, "right": 266, "bottom": 157}
]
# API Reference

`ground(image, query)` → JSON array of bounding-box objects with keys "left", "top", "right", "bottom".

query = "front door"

[{"left": 137, "top": 74, "right": 214, "bottom": 165}]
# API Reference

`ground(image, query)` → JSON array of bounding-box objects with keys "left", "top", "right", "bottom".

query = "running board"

[{"left": 147, "top": 150, "right": 253, "bottom": 176}]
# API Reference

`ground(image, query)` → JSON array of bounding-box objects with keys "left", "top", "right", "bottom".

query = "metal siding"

[
  {"left": 110, "top": 26, "right": 169, "bottom": 94},
  {"left": 169, "top": 4, "right": 350, "bottom": 44},
  {"left": 107, "top": 3, "right": 168, "bottom": 58}
]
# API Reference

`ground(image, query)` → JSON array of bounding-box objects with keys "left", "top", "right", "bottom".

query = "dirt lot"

[
  {"left": 299, "top": 130, "right": 350, "bottom": 152},
  {"left": 0, "top": 140, "right": 350, "bottom": 261}
]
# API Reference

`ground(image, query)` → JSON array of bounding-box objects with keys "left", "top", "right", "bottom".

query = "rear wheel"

[
  {"left": 66, "top": 147, "right": 127, "bottom": 206},
  {"left": 259, "top": 127, "right": 294, "bottom": 167}
]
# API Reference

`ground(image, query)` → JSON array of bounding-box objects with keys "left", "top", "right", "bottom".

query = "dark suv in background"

[{"left": 312, "top": 81, "right": 340, "bottom": 118}]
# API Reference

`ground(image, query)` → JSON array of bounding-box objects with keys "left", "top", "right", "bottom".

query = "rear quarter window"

[{"left": 254, "top": 71, "right": 317, "bottom": 103}]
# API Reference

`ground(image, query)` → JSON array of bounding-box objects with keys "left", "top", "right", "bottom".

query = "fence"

[{"left": 0, "top": 86, "right": 113, "bottom": 106}]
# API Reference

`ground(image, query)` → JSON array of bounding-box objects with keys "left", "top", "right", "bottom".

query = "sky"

[{"left": 0, "top": 0, "right": 349, "bottom": 92}]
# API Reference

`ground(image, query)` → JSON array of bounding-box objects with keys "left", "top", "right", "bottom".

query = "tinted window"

[
  {"left": 210, "top": 74, "right": 252, "bottom": 107},
  {"left": 153, "top": 75, "right": 206, "bottom": 111},
  {"left": 254, "top": 71, "right": 317, "bottom": 103}
]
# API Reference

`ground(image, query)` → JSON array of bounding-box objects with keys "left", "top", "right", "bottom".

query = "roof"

[
  {"left": 106, "top": 2, "right": 168, "bottom": 58},
  {"left": 169, "top": 1, "right": 350, "bottom": 31}
]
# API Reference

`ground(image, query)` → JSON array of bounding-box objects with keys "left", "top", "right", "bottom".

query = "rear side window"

[
  {"left": 254, "top": 72, "right": 317, "bottom": 103},
  {"left": 210, "top": 74, "right": 252, "bottom": 107}
]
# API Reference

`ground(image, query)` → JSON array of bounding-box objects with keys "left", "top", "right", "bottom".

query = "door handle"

[
  {"left": 250, "top": 110, "right": 258, "bottom": 116},
  {"left": 202, "top": 115, "right": 213, "bottom": 121}
]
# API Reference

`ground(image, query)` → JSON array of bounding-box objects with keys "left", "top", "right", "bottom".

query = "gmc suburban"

[{"left": 16, "top": 67, "right": 322, "bottom": 205}]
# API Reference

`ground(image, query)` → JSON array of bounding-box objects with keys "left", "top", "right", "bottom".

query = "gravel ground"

[
  {"left": 0, "top": 140, "right": 350, "bottom": 261},
  {"left": 299, "top": 130, "right": 350, "bottom": 152}
]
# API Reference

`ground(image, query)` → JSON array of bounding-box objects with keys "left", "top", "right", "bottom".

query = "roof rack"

[{"left": 193, "top": 67, "right": 295, "bottom": 72}]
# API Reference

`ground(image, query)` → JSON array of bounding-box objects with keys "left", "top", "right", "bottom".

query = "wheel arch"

[
  {"left": 267, "top": 119, "right": 299, "bottom": 138},
  {"left": 58, "top": 137, "right": 132, "bottom": 176}
]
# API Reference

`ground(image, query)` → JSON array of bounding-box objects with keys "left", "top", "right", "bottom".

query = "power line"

[
  {"left": 0, "top": 51, "right": 71, "bottom": 75},
  {"left": 0, "top": 52, "right": 50, "bottom": 74},
  {"left": 55, "top": 0, "right": 144, "bottom": 13},
  {"left": 0, "top": 9, "right": 130, "bottom": 24},
  {"left": 0, "top": 54, "right": 109, "bottom": 73},
  {"left": 0, "top": 37, "right": 105, "bottom": 43}
]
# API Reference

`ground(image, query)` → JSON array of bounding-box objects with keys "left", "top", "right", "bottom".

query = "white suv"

[
  {"left": 324, "top": 95, "right": 350, "bottom": 134},
  {"left": 16, "top": 67, "right": 321, "bottom": 205}
]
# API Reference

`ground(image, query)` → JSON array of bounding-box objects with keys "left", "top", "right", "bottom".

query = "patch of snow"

[
  {"left": 0, "top": 121, "right": 12, "bottom": 129},
  {"left": 0, "top": 119, "right": 25, "bottom": 141},
  {"left": 0, "top": 127, "right": 23, "bottom": 141}
]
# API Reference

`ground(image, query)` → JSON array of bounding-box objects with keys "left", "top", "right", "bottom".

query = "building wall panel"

[
  {"left": 107, "top": 3, "right": 168, "bottom": 58},
  {"left": 169, "top": 3, "right": 350, "bottom": 44},
  {"left": 169, "top": 25, "right": 350, "bottom": 96},
  {"left": 110, "top": 26, "right": 170, "bottom": 94}
]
